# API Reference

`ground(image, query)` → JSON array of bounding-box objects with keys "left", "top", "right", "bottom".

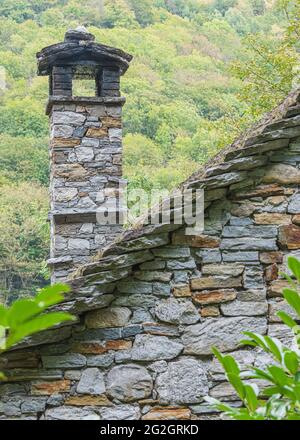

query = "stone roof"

[
  {"left": 37, "top": 27, "right": 133, "bottom": 76},
  {"left": 70, "top": 87, "right": 300, "bottom": 281},
  {"left": 17, "top": 87, "right": 300, "bottom": 349}
]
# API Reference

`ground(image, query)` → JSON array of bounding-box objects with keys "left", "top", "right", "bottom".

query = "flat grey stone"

[
  {"left": 155, "top": 298, "right": 200, "bottom": 325},
  {"left": 220, "top": 238, "right": 277, "bottom": 251},
  {"left": 100, "top": 405, "right": 140, "bottom": 420},
  {"left": 288, "top": 192, "right": 300, "bottom": 214},
  {"left": 45, "top": 407, "right": 100, "bottom": 420},
  {"left": 106, "top": 365, "right": 152, "bottom": 402},
  {"left": 156, "top": 358, "right": 208, "bottom": 405},
  {"left": 85, "top": 307, "right": 131, "bottom": 329},
  {"left": 131, "top": 335, "right": 183, "bottom": 361},
  {"left": 221, "top": 301, "right": 268, "bottom": 316},
  {"left": 182, "top": 317, "right": 267, "bottom": 355},
  {"left": 42, "top": 354, "right": 86, "bottom": 369},
  {"left": 77, "top": 368, "right": 105, "bottom": 395},
  {"left": 21, "top": 398, "right": 47, "bottom": 414}
]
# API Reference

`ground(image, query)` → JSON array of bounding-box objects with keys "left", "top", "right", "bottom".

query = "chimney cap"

[
  {"left": 37, "top": 28, "right": 133, "bottom": 76},
  {"left": 64, "top": 26, "right": 95, "bottom": 42}
]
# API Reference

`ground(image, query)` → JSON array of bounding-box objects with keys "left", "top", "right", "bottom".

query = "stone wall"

[
  {"left": 48, "top": 97, "right": 125, "bottom": 283},
  {"left": 1, "top": 133, "right": 299, "bottom": 420}
]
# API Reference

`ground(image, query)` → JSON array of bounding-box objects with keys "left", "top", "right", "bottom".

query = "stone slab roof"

[{"left": 16, "top": 87, "right": 300, "bottom": 349}]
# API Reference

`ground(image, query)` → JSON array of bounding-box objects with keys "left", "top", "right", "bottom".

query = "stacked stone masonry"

[
  {"left": 1, "top": 119, "right": 300, "bottom": 419},
  {"left": 49, "top": 99, "right": 125, "bottom": 283}
]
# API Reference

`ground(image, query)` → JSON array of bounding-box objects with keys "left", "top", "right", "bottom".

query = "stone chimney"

[{"left": 37, "top": 27, "right": 133, "bottom": 283}]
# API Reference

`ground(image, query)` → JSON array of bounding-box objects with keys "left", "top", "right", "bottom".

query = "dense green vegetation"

[{"left": 0, "top": 0, "right": 298, "bottom": 298}]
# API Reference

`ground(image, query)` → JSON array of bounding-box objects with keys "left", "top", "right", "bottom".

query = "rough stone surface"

[
  {"left": 156, "top": 359, "right": 208, "bottom": 405},
  {"left": 85, "top": 307, "right": 131, "bottom": 329},
  {"left": 154, "top": 298, "right": 200, "bottom": 325},
  {"left": 182, "top": 318, "right": 267, "bottom": 355},
  {"left": 76, "top": 368, "right": 105, "bottom": 395},
  {"left": 131, "top": 335, "right": 183, "bottom": 361},
  {"left": 106, "top": 365, "right": 152, "bottom": 402},
  {"left": 45, "top": 406, "right": 100, "bottom": 420}
]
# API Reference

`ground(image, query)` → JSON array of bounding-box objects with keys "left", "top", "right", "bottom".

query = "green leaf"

[
  {"left": 0, "top": 371, "right": 6, "bottom": 381},
  {"left": 5, "top": 312, "right": 75, "bottom": 348},
  {"left": 7, "top": 299, "right": 41, "bottom": 329},
  {"left": 287, "top": 256, "right": 300, "bottom": 283},
  {"left": 264, "top": 336, "right": 283, "bottom": 362},
  {"left": 35, "top": 284, "right": 70, "bottom": 308},
  {"left": 282, "top": 288, "right": 300, "bottom": 316},
  {"left": 244, "top": 384, "right": 259, "bottom": 412},
  {"left": 243, "top": 331, "right": 268, "bottom": 351},
  {"left": 277, "top": 311, "right": 298, "bottom": 329},
  {"left": 0, "top": 305, "right": 8, "bottom": 327},
  {"left": 221, "top": 355, "right": 241, "bottom": 376},
  {"left": 227, "top": 373, "right": 245, "bottom": 400},
  {"left": 268, "top": 366, "right": 290, "bottom": 387},
  {"left": 283, "top": 351, "right": 299, "bottom": 375}
]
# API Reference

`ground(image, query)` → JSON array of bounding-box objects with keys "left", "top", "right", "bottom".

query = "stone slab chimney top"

[{"left": 64, "top": 26, "right": 95, "bottom": 42}]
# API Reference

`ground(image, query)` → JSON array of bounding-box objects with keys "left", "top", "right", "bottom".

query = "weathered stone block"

[
  {"left": 42, "top": 354, "right": 86, "bottom": 369},
  {"left": 45, "top": 406, "right": 100, "bottom": 420},
  {"left": 142, "top": 407, "right": 191, "bottom": 420},
  {"left": 155, "top": 298, "right": 200, "bottom": 325},
  {"left": 222, "top": 251, "right": 259, "bottom": 262},
  {"left": 200, "top": 306, "right": 220, "bottom": 317},
  {"left": 85, "top": 307, "right": 131, "bottom": 329},
  {"left": 193, "top": 289, "right": 237, "bottom": 305},
  {"left": 279, "top": 224, "right": 300, "bottom": 249},
  {"left": 172, "top": 233, "right": 220, "bottom": 248},
  {"left": 220, "top": 238, "right": 277, "bottom": 251},
  {"left": 72, "top": 340, "right": 132, "bottom": 355},
  {"left": 222, "top": 225, "right": 277, "bottom": 238},
  {"left": 117, "top": 280, "right": 152, "bottom": 294},
  {"left": 21, "top": 397, "right": 47, "bottom": 414},
  {"left": 202, "top": 264, "right": 244, "bottom": 276},
  {"left": 173, "top": 284, "right": 192, "bottom": 297},
  {"left": 243, "top": 265, "right": 264, "bottom": 289},
  {"left": 166, "top": 259, "right": 196, "bottom": 270},
  {"left": 263, "top": 164, "right": 300, "bottom": 185},
  {"left": 254, "top": 213, "right": 291, "bottom": 225},
  {"left": 221, "top": 301, "right": 268, "bottom": 317},
  {"left": 106, "top": 365, "right": 152, "bottom": 402},
  {"left": 77, "top": 368, "right": 105, "bottom": 395},
  {"left": 182, "top": 317, "right": 267, "bottom": 355},
  {"left": 31, "top": 380, "right": 71, "bottom": 396},
  {"left": 260, "top": 252, "right": 283, "bottom": 264},
  {"left": 131, "top": 335, "right": 183, "bottom": 361},
  {"left": 191, "top": 276, "right": 242, "bottom": 290},
  {"left": 152, "top": 247, "right": 190, "bottom": 259},
  {"left": 156, "top": 359, "right": 208, "bottom": 405},
  {"left": 194, "top": 249, "right": 222, "bottom": 263},
  {"left": 100, "top": 405, "right": 140, "bottom": 420},
  {"left": 52, "top": 111, "right": 86, "bottom": 125},
  {"left": 65, "top": 395, "right": 111, "bottom": 407}
]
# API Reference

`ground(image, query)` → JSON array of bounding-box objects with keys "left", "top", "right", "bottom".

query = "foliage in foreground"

[
  {"left": 205, "top": 256, "right": 300, "bottom": 420},
  {"left": 0, "top": 283, "right": 75, "bottom": 379}
]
